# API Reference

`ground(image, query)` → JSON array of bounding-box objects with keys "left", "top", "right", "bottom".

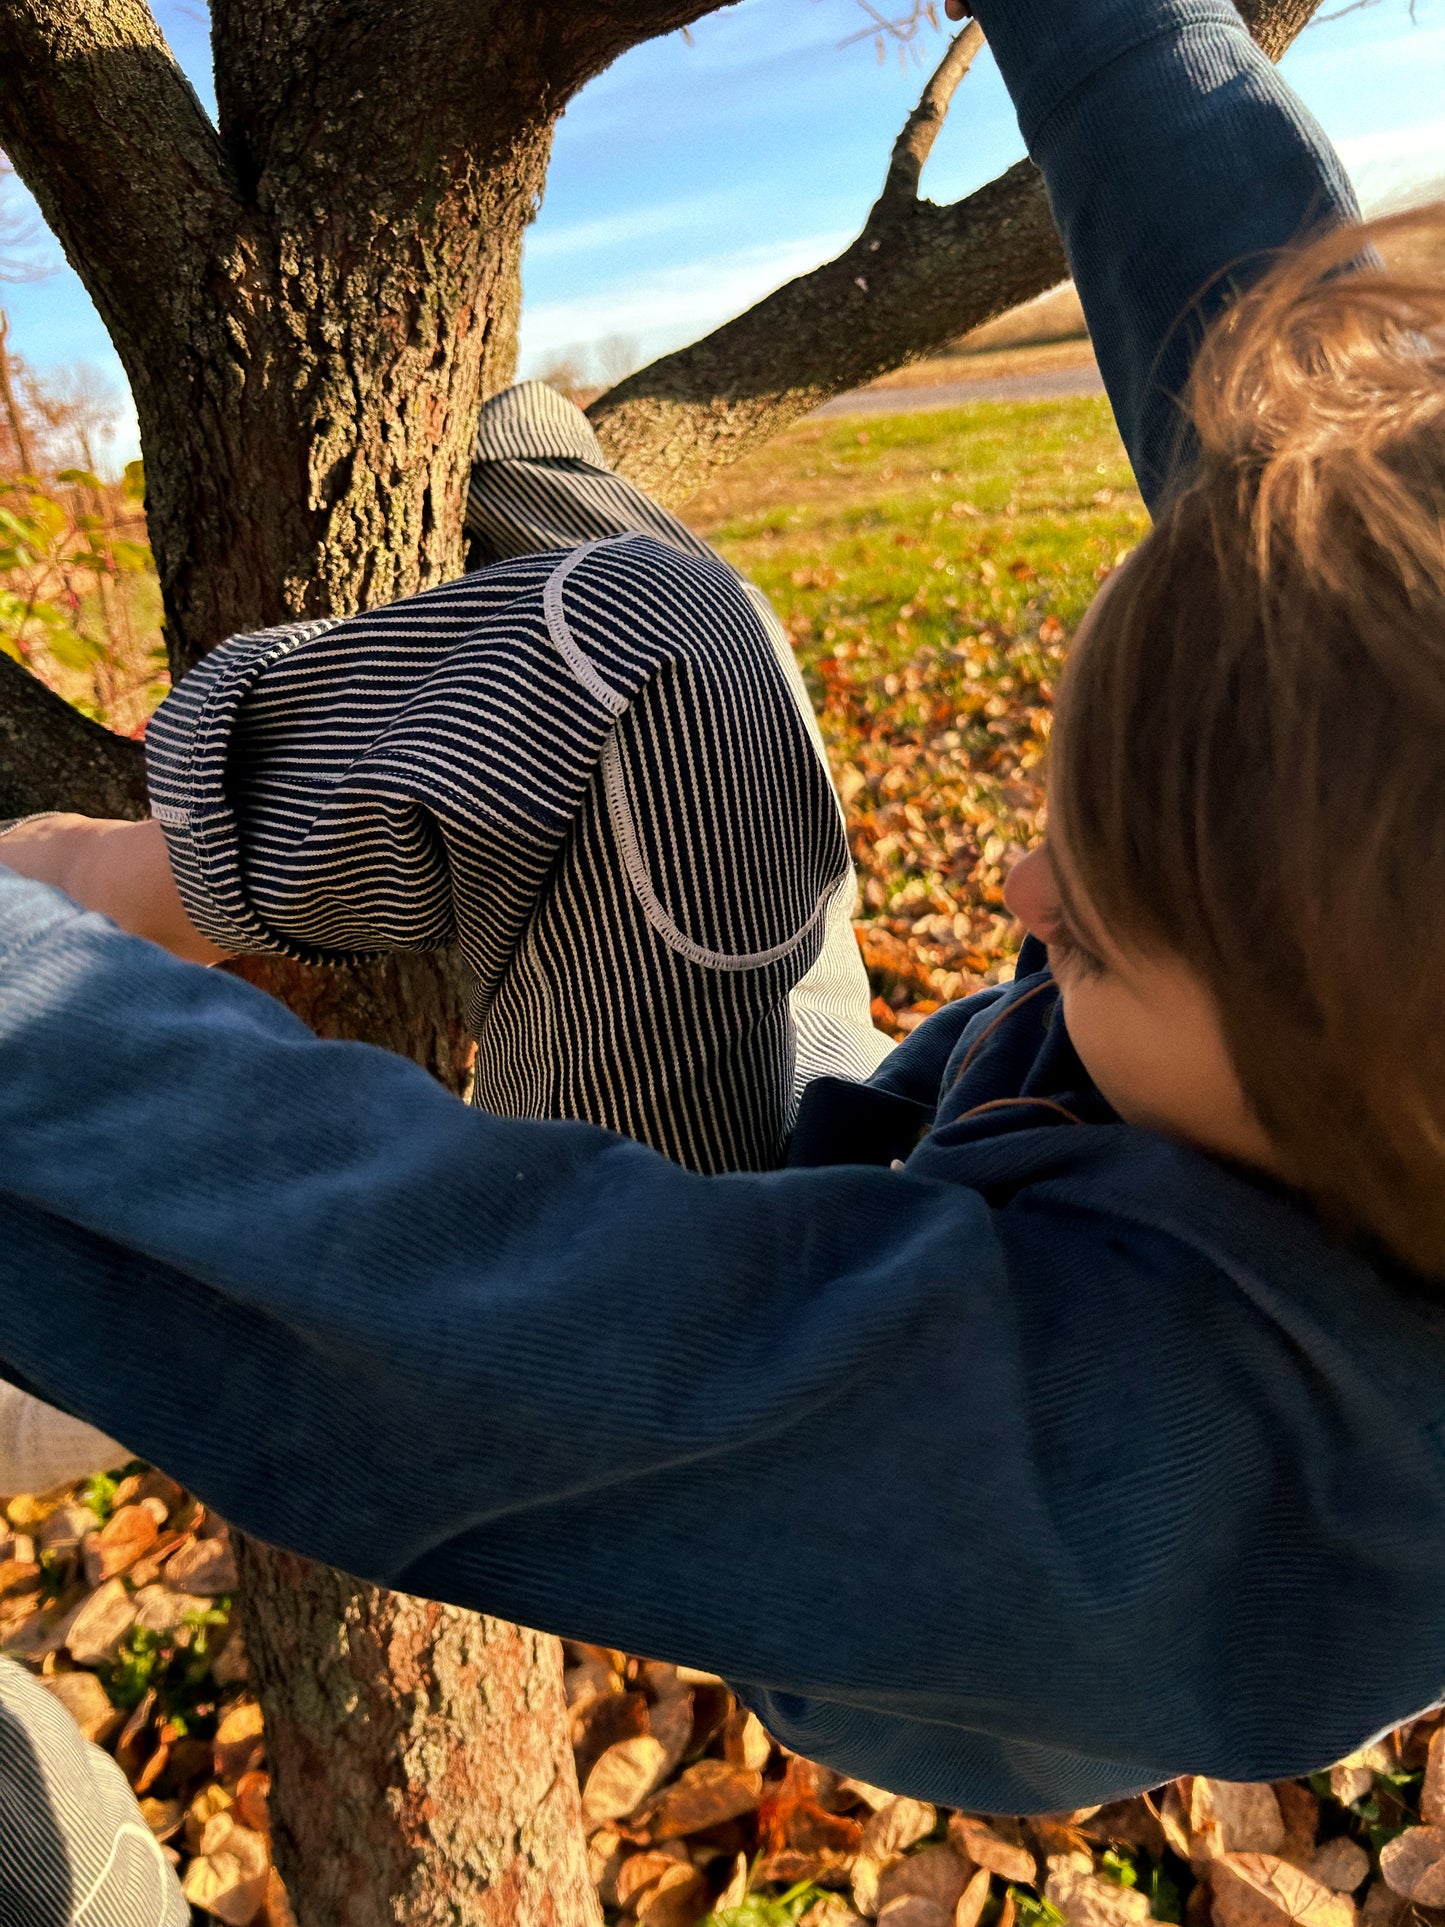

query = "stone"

[
  {"left": 1379, "top": 1827, "right": 1445, "bottom": 1906},
  {"left": 162, "top": 1532, "right": 237, "bottom": 1595},
  {"left": 64, "top": 1578, "right": 136, "bottom": 1666},
  {"left": 1308, "top": 1841, "right": 1370, "bottom": 1895},
  {"left": 42, "top": 1669, "right": 119, "bottom": 1743}
]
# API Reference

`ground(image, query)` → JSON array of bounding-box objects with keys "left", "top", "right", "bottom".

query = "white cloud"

[
  {"left": 518, "top": 228, "right": 854, "bottom": 374},
  {"left": 1336, "top": 114, "right": 1445, "bottom": 209}
]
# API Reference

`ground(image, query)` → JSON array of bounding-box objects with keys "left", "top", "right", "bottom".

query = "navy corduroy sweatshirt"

[{"left": 3, "top": 0, "right": 1436, "bottom": 1819}]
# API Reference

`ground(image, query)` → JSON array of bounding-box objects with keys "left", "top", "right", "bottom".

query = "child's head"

[{"left": 1007, "top": 203, "right": 1445, "bottom": 1275}]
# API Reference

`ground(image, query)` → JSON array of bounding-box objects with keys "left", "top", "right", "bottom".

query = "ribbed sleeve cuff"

[
  {"left": 144, "top": 616, "right": 346, "bottom": 958},
  {"left": 473, "top": 380, "right": 610, "bottom": 468},
  {"left": 969, "top": 0, "right": 1257, "bottom": 152}
]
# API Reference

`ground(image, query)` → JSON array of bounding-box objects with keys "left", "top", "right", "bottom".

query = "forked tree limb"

[
  {"left": 591, "top": 0, "right": 1327, "bottom": 502},
  {"left": 0, "top": 0, "right": 236, "bottom": 392},
  {"left": 0, "top": 650, "right": 146, "bottom": 820}
]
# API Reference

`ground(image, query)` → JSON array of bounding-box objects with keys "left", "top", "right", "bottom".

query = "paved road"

[{"left": 812, "top": 363, "right": 1104, "bottom": 418}]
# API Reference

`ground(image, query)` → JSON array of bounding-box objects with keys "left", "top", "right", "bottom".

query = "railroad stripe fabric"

[
  {"left": 0, "top": 1657, "right": 188, "bottom": 1927},
  {"left": 147, "top": 382, "right": 890, "bottom": 1175}
]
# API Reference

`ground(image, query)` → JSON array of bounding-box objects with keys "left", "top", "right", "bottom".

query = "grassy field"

[{"left": 684, "top": 394, "right": 1148, "bottom": 1032}]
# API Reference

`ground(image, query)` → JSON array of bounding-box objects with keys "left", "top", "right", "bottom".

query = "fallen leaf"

[
  {"left": 83, "top": 1504, "right": 158, "bottom": 1585},
  {"left": 41, "top": 1669, "right": 118, "bottom": 1742},
  {"left": 877, "top": 1846, "right": 971, "bottom": 1915},
  {"left": 1308, "top": 1841, "right": 1369, "bottom": 1895},
  {"left": 64, "top": 1577, "right": 137, "bottom": 1666},
  {"left": 1423, "top": 1727, "right": 1445, "bottom": 1828},
  {"left": 581, "top": 1737, "right": 668, "bottom": 1828},
  {"left": 1274, "top": 1783, "right": 1320, "bottom": 1867},
  {"left": 180, "top": 1819, "right": 271, "bottom": 1927},
  {"left": 955, "top": 1868, "right": 991, "bottom": 1927},
  {"left": 214, "top": 1700, "right": 265, "bottom": 1782},
  {"left": 645, "top": 1760, "right": 764, "bottom": 1840},
  {"left": 862, "top": 1799, "right": 937, "bottom": 1862},
  {"left": 878, "top": 1899, "right": 953, "bottom": 1927},
  {"left": 635, "top": 1862, "right": 709, "bottom": 1927},
  {"left": 723, "top": 1708, "right": 774, "bottom": 1774},
  {"left": 1190, "top": 1781, "right": 1286, "bottom": 1862},
  {"left": 0, "top": 1559, "right": 41, "bottom": 1598},
  {"left": 948, "top": 1817, "right": 1035, "bottom": 1886},
  {"left": 1380, "top": 1826, "right": 1445, "bottom": 1906},
  {"left": 138, "top": 1797, "right": 183, "bottom": 1840},
  {"left": 1044, "top": 1851, "right": 1153, "bottom": 1927},
  {"left": 573, "top": 1688, "right": 651, "bottom": 1783},
  {"left": 649, "top": 1690, "right": 695, "bottom": 1779},
  {"left": 618, "top": 1850, "right": 683, "bottom": 1907},
  {"left": 164, "top": 1531, "right": 238, "bottom": 1595},
  {"left": 1209, "top": 1852, "right": 1357, "bottom": 1927}
]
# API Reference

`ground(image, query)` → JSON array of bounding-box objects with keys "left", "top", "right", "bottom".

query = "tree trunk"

[{"left": 233, "top": 1541, "right": 597, "bottom": 1927}]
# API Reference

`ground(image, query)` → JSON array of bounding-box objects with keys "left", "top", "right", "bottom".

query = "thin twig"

[{"left": 874, "top": 21, "right": 987, "bottom": 210}]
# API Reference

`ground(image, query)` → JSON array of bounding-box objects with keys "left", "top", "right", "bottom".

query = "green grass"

[{"left": 685, "top": 398, "right": 1148, "bottom": 1026}]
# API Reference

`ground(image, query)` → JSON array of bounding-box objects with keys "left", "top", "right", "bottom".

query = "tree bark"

[{"left": 232, "top": 1543, "right": 597, "bottom": 1927}]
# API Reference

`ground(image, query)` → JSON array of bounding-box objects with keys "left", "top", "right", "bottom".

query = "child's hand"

[{"left": 0, "top": 814, "right": 230, "bottom": 964}]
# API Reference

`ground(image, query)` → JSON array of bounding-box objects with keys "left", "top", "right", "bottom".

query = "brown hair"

[{"left": 1048, "top": 202, "right": 1445, "bottom": 1276}]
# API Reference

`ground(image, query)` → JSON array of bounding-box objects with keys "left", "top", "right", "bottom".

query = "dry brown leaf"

[
  {"left": 1076, "top": 1800, "right": 1166, "bottom": 1860},
  {"left": 565, "top": 1657, "right": 622, "bottom": 1710},
  {"left": 1308, "top": 1841, "right": 1369, "bottom": 1895},
  {"left": 724, "top": 1708, "right": 774, "bottom": 1774},
  {"left": 801, "top": 1900, "right": 866, "bottom": 1927},
  {"left": 164, "top": 1531, "right": 238, "bottom": 1595},
  {"left": 64, "top": 1577, "right": 137, "bottom": 1666},
  {"left": 1190, "top": 1781, "right": 1286, "bottom": 1862},
  {"left": 582, "top": 1737, "right": 668, "bottom": 1828},
  {"left": 635, "top": 1862, "right": 709, "bottom": 1927},
  {"left": 138, "top": 1796, "right": 183, "bottom": 1840},
  {"left": 590, "top": 1831, "right": 628, "bottom": 1907},
  {"left": 646, "top": 1760, "right": 764, "bottom": 1840},
  {"left": 0, "top": 1558, "right": 41, "bottom": 1598},
  {"left": 649, "top": 1691, "right": 695, "bottom": 1779},
  {"left": 1379, "top": 1826, "right": 1445, "bottom": 1906},
  {"left": 83, "top": 1504, "right": 159, "bottom": 1585},
  {"left": 183, "top": 1782, "right": 235, "bottom": 1850},
  {"left": 1358, "top": 1881, "right": 1407, "bottom": 1927},
  {"left": 38, "top": 1505, "right": 92, "bottom": 1557},
  {"left": 214, "top": 1700, "right": 266, "bottom": 1782},
  {"left": 996, "top": 1890, "right": 1016, "bottom": 1927},
  {"left": 955, "top": 1867, "right": 991, "bottom": 1927},
  {"left": 715, "top": 1853, "right": 749, "bottom": 1914},
  {"left": 1209, "top": 1851, "right": 1357, "bottom": 1927},
  {"left": 862, "top": 1799, "right": 937, "bottom": 1862},
  {"left": 854, "top": 1855, "right": 890, "bottom": 1918},
  {"left": 1423, "top": 1728, "right": 1445, "bottom": 1828},
  {"left": 839, "top": 1780, "right": 897, "bottom": 1813},
  {"left": 180, "top": 1819, "right": 271, "bottom": 1927},
  {"left": 1274, "top": 1784, "right": 1320, "bottom": 1867},
  {"left": 618, "top": 1851, "right": 683, "bottom": 1908},
  {"left": 40, "top": 1669, "right": 118, "bottom": 1742},
  {"left": 877, "top": 1898, "right": 954, "bottom": 1927},
  {"left": 1159, "top": 1785, "right": 1193, "bottom": 1861},
  {"left": 234, "top": 1769, "right": 271, "bottom": 1836},
  {"left": 574, "top": 1689, "right": 651, "bottom": 1782},
  {"left": 948, "top": 1818, "right": 1035, "bottom": 1886},
  {"left": 877, "top": 1845, "right": 971, "bottom": 1915},
  {"left": 1044, "top": 1852, "right": 1153, "bottom": 1927},
  {"left": 756, "top": 1849, "right": 858, "bottom": 1888}
]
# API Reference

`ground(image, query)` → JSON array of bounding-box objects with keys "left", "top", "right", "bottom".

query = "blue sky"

[{"left": 2, "top": 0, "right": 1441, "bottom": 465}]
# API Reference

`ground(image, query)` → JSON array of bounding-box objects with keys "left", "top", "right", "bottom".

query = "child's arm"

[
  {"left": 962, "top": 0, "right": 1359, "bottom": 507},
  {"left": 4, "top": 867, "right": 1443, "bottom": 1813}
]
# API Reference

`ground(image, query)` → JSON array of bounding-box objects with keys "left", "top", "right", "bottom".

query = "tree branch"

[
  {"left": 876, "top": 21, "right": 986, "bottom": 210},
  {"left": 0, "top": 653, "right": 147, "bottom": 819},
  {"left": 591, "top": 0, "right": 1324, "bottom": 503},
  {"left": 0, "top": 0, "right": 236, "bottom": 391}
]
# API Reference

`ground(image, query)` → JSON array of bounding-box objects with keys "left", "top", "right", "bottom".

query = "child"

[{"left": 3, "top": 0, "right": 1443, "bottom": 1841}]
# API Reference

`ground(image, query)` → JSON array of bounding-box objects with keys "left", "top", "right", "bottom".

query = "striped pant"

[{"left": 147, "top": 381, "right": 892, "bottom": 1174}]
